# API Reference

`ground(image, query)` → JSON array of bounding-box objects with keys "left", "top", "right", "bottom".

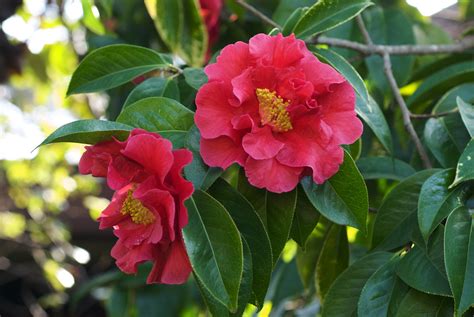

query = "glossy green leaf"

[
  {"left": 183, "top": 190, "right": 243, "bottom": 310},
  {"left": 457, "top": 97, "right": 474, "bottom": 137},
  {"left": 445, "top": 206, "right": 474, "bottom": 315},
  {"left": 386, "top": 278, "right": 411, "bottom": 317},
  {"left": 81, "top": 0, "right": 106, "bottom": 35},
  {"left": 407, "top": 61, "right": 474, "bottom": 108},
  {"left": 424, "top": 118, "right": 460, "bottom": 168},
  {"left": 358, "top": 257, "right": 400, "bottom": 317},
  {"left": 293, "top": 0, "right": 373, "bottom": 38},
  {"left": 183, "top": 67, "right": 207, "bottom": 90},
  {"left": 301, "top": 151, "right": 368, "bottom": 234},
  {"left": 296, "top": 218, "right": 331, "bottom": 288},
  {"left": 356, "top": 94, "right": 393, "bottom": 154},
  {"left": 316, "top": 224, "right": 349, "bottom": 300},
  {"left": 123, "top": 77, "right": 179, "bottom": 108},
  {"left": 39, "top": 119, "right": 133, "bottom": 147},
  {"left": 290, "top": 186, "right": 321, "bottom": 248},
  {"left": 281, "top": 7, "right": 306, "bottom": 36},
  {"left": 372, "top": 169, "right": 439, "bottom": 251},
  {"left": 237, "top": 172, "right": 297, "bottom": 264},
  {"left": 451, "top": 139, "right": 474, "bottom": 188},
  {"left": 418, "top": 169, "right": 462, "bottom": 242},
  {"left": 145, "top": 0, "right": 207, "bottom": 66},
  {"left": 394, "top": 289, "right": 454, "bottom": 317},
  {"left": 116, "top": 97, "right": 194, "bottom": 148},
  {"left": 356, "top": 157, "right": 416, "bottom": 181},
  {"left": 67, "top": 45, "right": 170, "bottom": 95},
  {"left": 321, "top": 252, "right": 392, "bottom": 317},
  {"left": 208, "top": 179, "right": 272, "bottom": 308},
  {"left": 184, "top": 126, "right": 222, "bottom": 190}
]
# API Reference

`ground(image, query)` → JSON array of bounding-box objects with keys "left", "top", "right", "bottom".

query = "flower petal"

[
  {"left": 200, "top": 135, "right": 247, "bottom": 169},
  {"left": 242, "top": 126, "right": 284, "bottom": 160},
  {"left": 205, "top": 41, "right": 250, "bottom": 83},
  {"left": 146, "top": 239, "right": 192, "bottom": 284}
]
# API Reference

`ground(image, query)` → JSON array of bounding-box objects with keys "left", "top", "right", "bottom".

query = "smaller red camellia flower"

[
  {"left": 79, "top": 129, "right": 194, "bottom": 284},
  {"left": 195, "top": 33, "right": 363, "bottom": 193}
]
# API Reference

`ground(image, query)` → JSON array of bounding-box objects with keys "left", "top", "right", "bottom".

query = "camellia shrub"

[{"left": 39, "top": 0, "right": 474, "bottom": 316}]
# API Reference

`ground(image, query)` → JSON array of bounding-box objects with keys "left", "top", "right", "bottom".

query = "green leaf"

[
  {"left": 316, "top": 224, "right": 349, "bottom": 300},
  {"left": 183, "top": 190, "right": 243, "bottom": 310},
  {"left": 444, "top": 206, "right": 474, "bottom": 315},
  {"left": 451, "top": 139, "right": 474, "bottom": 188},
  {"left": 293, "top": 0, "right": 373, "bottom": 38},
  {"left": 372, "top": 169, "right": 439, "bottom": 251},
  {"left": 237, "top": 172, "right": 297, "bottom": 264},
  {"left": 356, "top": 94, "right": 393, "bottom": 154},
  {"left": 81, "top": 0, "right": 106, "bottom": 35},
  {"left": 105, "top": 288, "right": 130, "bottom": 317},
  {"left": 123, "top": 77, "right": 179, "bottom": 108},
  {"left": 145, "top": 0, "right": 207, "bottom": 66},
  {"left": 296, "top": 218, "right": 331, "bottom": 288},
  {"left": 184, "top": 126, "right": 222, "bottom": 190},
  {"left": 418, "top": 169, "right": 462, "bottom": 242},
  {"left": 116, "top": 97, "right": 194, "bottom": 148},
  {"left": 282, "top": 7, "right": 306, "bottom": 36},
  {"left": 183, "top": 67, "right": 208, "bottom": 90},
  {"left": 290, "top": 186, "right": 321, "bottom": 248},
  {"left": 312, "top": 48, "right": 368, "bottom": 103},
  {"left": 208, "top": 179, "right": 272, "bottom": 308},
  {"left": 424, "top": 118, "right": 460, "bottom": 168},
  {"left": 321, "top": 252, "right": 392, "bottom": 317},
  {"left": 358, "top": 257, "right": 400, "bottom": 317},
  {"left": 394, "top": 289, "right": 454, "bottom": 317},
  {"left": 301, "top": 151, "right": 368, "bottom": 234},
  {"left": 457, "top": 97, "right": 474, "bottom": 137},
  {"left": 67, "top": 45, "right": 170, "bottom": 95},
  {"left": 387, "top": 278, "right": 411, "bottom": 316},
  {"left": 407, "top": 61, "right": 474, "bottom": 108},
  {"left": 39, "top": 119, "right": 133, "bottom": 147},
  {"left": 356, "top": 157, "right": 416, "bottom": 181}
]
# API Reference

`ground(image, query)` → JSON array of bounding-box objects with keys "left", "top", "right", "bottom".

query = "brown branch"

[
  {"left": 235, "top": 0, "right": 282, "bottom": 29},
  {"left": 410, "top": 109, "right": 459, "bottom": 119},
  {"left": 382, "top": 53, "right": 432, "bottom": 169},
  {"left": 356, "top": 15, "right": 373, "bottom": 45}
]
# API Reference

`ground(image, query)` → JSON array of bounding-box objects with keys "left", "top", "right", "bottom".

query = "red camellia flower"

[
  {"left": 195, "top": 33, "right": 363, "bottom": 193},
  {"left": 79, "top": 129, "right": 194, "bottom": 284},
  {"left": 199, "top": 0, "right": 222, "bottom": 58}
]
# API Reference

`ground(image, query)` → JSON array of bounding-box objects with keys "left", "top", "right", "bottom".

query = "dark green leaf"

[
  {"left": 67, "top": 45, "right": 170, "bottom": 95},
  {"left": 282, "top": 7, "right": 306, "bottom": 36},
  {"left": 301, "top": 151, "right": 368, "bottom": 234},
  {"left": 123, "top": 77, "right": 179, "bottom": 108},
  {"left": 116, "top": 97, "right": 194, "bottom": 148},
  {"left": 184, "top": 126, "right": 222, "bottom": 190},
  {"left": 294, "top": 0, "right": 373, "bottom": 38},
  {"left": 424, "top": 118, "right": 460, "bottom": 168},
  {"left": 444, "top": 206, "right": 474, "bottom": 315},
  {"left": 457, "top": 97, "right": 474, "bottom": 137},
  {"left": 105, "top": 288, "right": 130, "bottom": 317},
  {"left": 387, "top": 278, "right": 411, "bottom": 317},
  {"left": 394, "top": 289, "right": 454, "bottom": 317},
  {"left": 321, "top": 252, "right": 392, "bottom": 317},
  {"left": 356, "top": 157, "right": 416, "bottom": 181},
  {"left": 316, "top": 224, "right": 349, "bottom": 300},
  {"left": 451, "top": 139, "right": 474, "bottom": 188},
  {"left": 183, "top": 190, "right": 243, "bottom": 310},
  {"left": 145, "top": 0, "right": 207, "bottom": 66},
  {"left": 183, "top": 67, "right": 208, "bottom": 90},
  {"left": 39, "top": 119, "right": 133, "bottom": 147},
  {"left": 358, "top": 257, "right": 400, "bottom": 317},
  {"left": 372, "top": 169, "right": 439, "bottom": 251},
  {"left": 290, "top": 186, "right": 321, "bottom": 248},
  {"left": 208, "top": 179, "right": 272, "bottom": 308}
]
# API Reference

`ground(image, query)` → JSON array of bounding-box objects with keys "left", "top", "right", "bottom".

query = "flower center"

[
  {"left": 121, "top": 190, "right": 155, "bottom": 225},
  {"left": 256, "top": 88, "right": 293, "bottom": 132}
]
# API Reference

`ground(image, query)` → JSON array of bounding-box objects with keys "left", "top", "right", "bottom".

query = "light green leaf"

[
  {"left": 294, "top": 0, "right": 373, "bottom": 38},
  {"left": 81, "top": 0, "right": 106, "bottom": 35},
  {"left": 356, "top": 157, "right": 416, "bottom": 181},
  {"left": 301, "top": 151, "right": 368, "bottom": 234},
  {"left": 457, "top": 97, "right": 474, "bottom": 137},
  {"left": 123, "top": 77, "right": 179, "bottom": 108},
  {"left": 67, "top": 45, "right": 170, "bottom": 95},
  {"left": 183, "top": 190, "right": 243, "bottom": 310},
  {"left": 39, "top": 119, "right": 133, "bottom": 147},
  {"left": 451, "top": 139, "right": 474, "bottom": 188}
]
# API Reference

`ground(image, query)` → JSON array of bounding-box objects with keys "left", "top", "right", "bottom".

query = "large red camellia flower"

[
  {"left": 195, "top": 33, "right": 363, "bottom": 193},
  {"left": 79, "top": 129, "right": 194, "bottom": 284}
]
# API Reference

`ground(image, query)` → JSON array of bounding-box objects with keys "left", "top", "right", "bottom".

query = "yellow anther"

[
  {"left": 256, "top": 88, "right": 293, "bottom": 132},
  {"left": 121, "top": 190, "right": 155, "bottom": 225}
]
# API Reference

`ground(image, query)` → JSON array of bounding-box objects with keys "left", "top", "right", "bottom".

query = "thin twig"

[
  {"left": 410, "top": 109, "right": 459, "bottom": 119},
  {"left": 356, "top": 15, "right": 373, "bottom": 46},
  {"left": 315, "top": 36, "right": 474, "bottom": 55},
  {"left": 235, "top": 0, "right": 282, "bottom": 29},
  {"left": 382, "top": 53, "right": 432, "bottom": 169}
]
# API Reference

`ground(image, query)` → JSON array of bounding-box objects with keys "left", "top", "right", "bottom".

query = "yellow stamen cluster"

[
  {"left": 121, "top": 190, "right": 155, "bottom": 225},
  {"left": 256, "top": 88, "right": 293, "bottom": 132}
]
